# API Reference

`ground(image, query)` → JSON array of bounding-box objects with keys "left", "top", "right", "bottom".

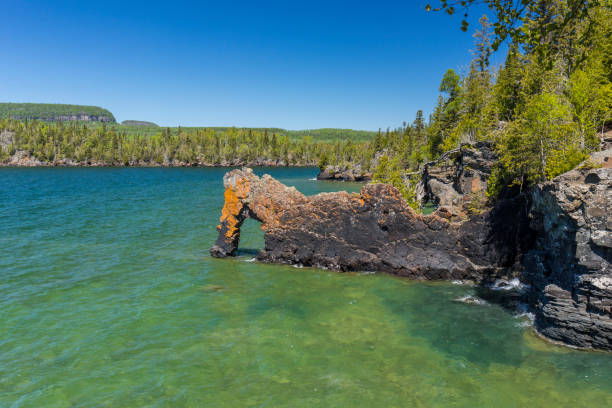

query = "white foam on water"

[
  {"left": 513, "top": 304, "right": 535, "bottom": 327},
  {"left": 453, "top": 295, "right": 488, "bottom": 305},
  {"left": 515, "top": 320, "right": 533, "bottom": 328},
  {"left": 308, "top": 178, "right": 317, "bottom": 181},
  {"left": 245, "top": 257, "right": 256, "bottom": 263},
  {"left": 491, "top": 278, "right": 528, "bottom": 291},
  {"left": 292, "top": 263, "right": 304, "bottom": 268}
]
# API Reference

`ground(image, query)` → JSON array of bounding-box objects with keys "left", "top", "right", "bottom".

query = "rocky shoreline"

[
  {"left": 210, "top": 145, "right": 612, "bottom": 351},
  {"left": 316, "top": 164, "right": 372, "bottom": 181}
]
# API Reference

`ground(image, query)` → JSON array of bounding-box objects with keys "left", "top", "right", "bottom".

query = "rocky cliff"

[
  {"left": 210, "top": 146, "right": 612, "bottom": 351},
  {"left": 523, "top": 149, "right": 611, "bottom": 350}
]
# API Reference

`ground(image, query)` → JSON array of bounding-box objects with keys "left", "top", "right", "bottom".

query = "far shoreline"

[{"left": 0, "top": 161, "right": 319, "bottom": 169}]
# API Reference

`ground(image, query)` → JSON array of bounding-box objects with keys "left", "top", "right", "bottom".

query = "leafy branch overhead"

[{"left": 425, "top": 0, "right": 604, "bottom": 54}]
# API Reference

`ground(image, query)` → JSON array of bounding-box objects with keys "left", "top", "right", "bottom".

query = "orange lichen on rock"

[{"left": 218, "top": 187, "right": 244, "bottom": 238}]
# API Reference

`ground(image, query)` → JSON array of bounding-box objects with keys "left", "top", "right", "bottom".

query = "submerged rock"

[{"left": 210, "top": 167, "right": 530, "bottom": 282}]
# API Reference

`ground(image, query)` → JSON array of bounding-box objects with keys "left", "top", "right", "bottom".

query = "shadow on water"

[
  {"left": 378, "top": 282, "right": 528, "bottom": 368},
  {"left": 235, "top": 248, "right": 262, "bottom": 257},
  {"left": 473, "top": 285, "right": 524, "bottom": 311}
]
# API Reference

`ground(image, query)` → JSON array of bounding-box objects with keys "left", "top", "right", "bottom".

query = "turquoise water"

[{"left": 1, "top": 167, "right": 611, "bottom": 407}]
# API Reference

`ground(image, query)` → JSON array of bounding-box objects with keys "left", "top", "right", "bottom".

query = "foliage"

[
  {"left": 494, "top": 46, "right": 523, "bottom": 121},
  {"left": 0, "top": 119, "right": 376, "bottom": 168},
  {"left": 466, "top": 190, "right": 488, "bottom": 214},
  {"left": 79, "top": 122, "right": 377, "bottom": 143},
  {"left": 284, "top": 128, "right": 377, "bottom": 142},
  {"left": 568, "top": 66, "right": 612, "bottom": 148},
  {"left": 425, "top": 1, "right": 611, "bottom": 198},
  {"left": 0, "top": 103, "right": 115, "bottom": 122},
  {"left": 425, "top": 0, "right": 603, "bottom": 56},
  {"left": 492, "top": 92, "right": 585, "bottom": 190},
  {"left": 373, "top": 155, "right": 420, "bottom": 210}
]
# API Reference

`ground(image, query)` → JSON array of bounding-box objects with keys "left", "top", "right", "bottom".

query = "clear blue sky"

[{"left": 1, "top": 0, "right": 503, "bottom": 130}]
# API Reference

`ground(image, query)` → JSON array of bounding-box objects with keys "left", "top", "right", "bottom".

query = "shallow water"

[{"left": 1, "top": 167, "right": 611, "bottom": 407}]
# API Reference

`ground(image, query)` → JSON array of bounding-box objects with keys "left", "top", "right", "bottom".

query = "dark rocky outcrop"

[
  {"left": 523, "top": 149, "right": 612, "bottom": 350},
  {"left": 210, "top": 145, "right": 612, "bottom": 351},
  {"left": 211, "top": 167, "right": 530, "bottom": 282},
  {"left": 317, "top": 164, "right": 372, "bottom": 181},
  {"left": 418, "top": 141, "right": 497, "bottom": 209}
]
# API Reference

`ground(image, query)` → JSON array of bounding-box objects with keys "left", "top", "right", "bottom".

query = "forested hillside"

[
  {"left": 0, "top": 119, "right": 375, "bottom": 167},
  {"left": 0, "top": 103, "right": 116, "bottom": 122},
  {"left": 372, "top": 0, "right": 612, "bottom": 203},
  {"left": 91, "top": 124, "right": 377, "bottom": 142}
]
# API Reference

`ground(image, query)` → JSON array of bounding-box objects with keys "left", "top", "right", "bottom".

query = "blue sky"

[{"left": 1, "top": 0, "right": 503, "bottom": 130}]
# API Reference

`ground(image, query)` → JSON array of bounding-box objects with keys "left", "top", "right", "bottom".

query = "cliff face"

[
  {"left": 418, "top": 141, "right": 497, "bottom": 209},
  {"left": 524, "top": 149, "right": 612, "bottom": 350},
  {"left": 211, "top": 167, "right": 530, "bottom": 282},
  {"left": 210, "top": 146, "right": 612, "bottom": 351},
  {"left": 49, "top": 114, "right": 114, "bottom": 122}
]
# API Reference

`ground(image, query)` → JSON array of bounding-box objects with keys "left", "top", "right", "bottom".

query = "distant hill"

[
  {"left": 1, "top": 104, "right": 376, "bottom": 142},
  {"left": 0, "top": 103, "right": 115, "bottom": 122},
  {"left": 286, "top": 128, "right": 377, "bottom": 142},
  {"left": 121, "top": 120, "right": 159, "bottom": 127}
]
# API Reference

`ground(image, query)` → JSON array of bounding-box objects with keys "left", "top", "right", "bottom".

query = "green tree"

[
  {"left": 494, "top": 92, "right": 583, "bottom": 191},
  {"left": 568, "top": 65, "right": 612, "bottom": 148},
  {"left": 373, "top": 155, "right": 420, "bottom": 210},
  {"left": 494, "top": 46, "right": 524, "bottom": 121}
]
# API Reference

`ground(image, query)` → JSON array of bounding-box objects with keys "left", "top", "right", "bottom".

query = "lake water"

[{"left": 1, "top": 167, "right": 611, "bottom": 407}]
